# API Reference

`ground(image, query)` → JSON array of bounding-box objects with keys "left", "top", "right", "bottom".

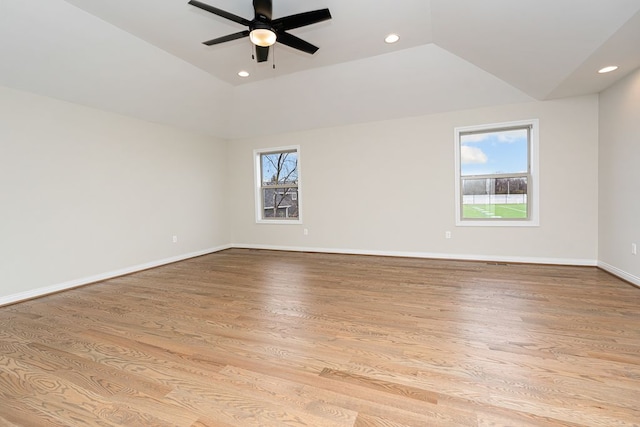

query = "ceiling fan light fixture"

[{"left": 250, "top": 28, "right": 276, "bottom": 47}]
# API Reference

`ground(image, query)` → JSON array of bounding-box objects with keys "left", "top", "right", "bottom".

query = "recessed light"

[
  {"left": 598, "top": 66, "right": 618, "bottom": 74},
  {"left": 384, "top": 33, "right": 400, "bottom": 44},
  {"left": 238, "top": 70, "right": 250, "bottom": 77}
]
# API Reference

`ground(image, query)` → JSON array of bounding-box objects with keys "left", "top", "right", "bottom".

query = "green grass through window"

[{"left": 463, "top": 203, "right": 527, "bottom": 219}]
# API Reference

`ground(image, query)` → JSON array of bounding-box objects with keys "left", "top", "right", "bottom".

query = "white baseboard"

[
  {"left": 231, "top": 243, "right": 598, "bottom": 266},
  {"left": 0, "top": 244, "right": 232, "bottom": 307},
  {"left": 598, "top": 261, "right": 640, "bottom": 288},
  {"left": 7, "top": 244, "right": 632, "bottom": 307}
]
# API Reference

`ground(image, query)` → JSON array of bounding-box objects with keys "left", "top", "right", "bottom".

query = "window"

[
  {"left": 454, "top": 119, "right": 539, "bottom": 226},
  {"left": 254, "top": 146, "right": 301, "bottom": 223}
]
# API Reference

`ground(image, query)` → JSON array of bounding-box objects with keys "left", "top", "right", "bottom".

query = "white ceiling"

[{"left": 1, "top": 0, "right": 639, "bottom": 139}]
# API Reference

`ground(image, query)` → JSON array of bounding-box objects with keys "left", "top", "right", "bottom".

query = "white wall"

[
  {"left": 598, "top": 68, "right": 640, "bottom": 285},
  {"left": 2, "top": 86, "right": 618, "bottom": 303},
  {"left": 0, "top": 86, "right": 229, "bottom": 304},
  {"left": 229, "top": 96, "right": 599, "bottom": 265}
]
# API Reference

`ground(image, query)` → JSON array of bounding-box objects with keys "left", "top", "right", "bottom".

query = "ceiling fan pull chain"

[{"left": 272, "top": 44, "right": 276, "bottom": 70}]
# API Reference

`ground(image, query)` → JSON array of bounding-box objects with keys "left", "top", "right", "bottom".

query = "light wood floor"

[{"left": 1, "top": 249, "right": 639, "bottom": 426}]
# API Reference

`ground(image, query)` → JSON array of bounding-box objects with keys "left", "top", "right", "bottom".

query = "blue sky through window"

[
  {"left": 460, "top": 128, "right": 528, "bottom": 176},
  {"left": 261, "top": 151, "right": 298, "bottom": 185}
]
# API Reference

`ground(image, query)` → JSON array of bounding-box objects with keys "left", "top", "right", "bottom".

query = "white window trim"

[
  {"left": 254, "top": 145, "right": 302, "bottom": 224},
  {"left": 454, "top": 119, "right": 539, "bottom": 227}
]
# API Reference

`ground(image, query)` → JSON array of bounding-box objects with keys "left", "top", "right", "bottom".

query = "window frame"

[
  {"left": 454, "top": 119, "right": 539, "bottom": 227},
  {"left": 254, "top": 145, "right": 302, "bottom": 224}
]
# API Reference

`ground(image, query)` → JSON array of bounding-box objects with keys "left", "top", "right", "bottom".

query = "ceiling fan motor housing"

[{"left": 251, "top": 20, "right": 273, "bottom": 32}]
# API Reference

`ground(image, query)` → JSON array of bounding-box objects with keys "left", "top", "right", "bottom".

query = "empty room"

[{"left": 1, "top": 1, "right": 639, "bottom": 426}]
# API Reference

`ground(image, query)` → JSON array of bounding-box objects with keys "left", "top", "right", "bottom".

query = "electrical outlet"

[
  {"left": 303, "top": 228, "right": 309, "bottom": 236},
  {"left": 445, "top": 231, "right": 452, "bottom": 239},
  {"left": 172, "top": 235, "right": 178, "bottom": 243},
  {"left": 633, "top": 243, "right": 637, "bottom": 255}
]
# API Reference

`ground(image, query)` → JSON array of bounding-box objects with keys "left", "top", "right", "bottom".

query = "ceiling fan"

[{"left": 188, "top": 0, "right": 332, "bottom": 63}]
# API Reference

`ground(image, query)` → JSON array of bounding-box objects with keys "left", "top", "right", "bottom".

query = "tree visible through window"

[
  {"left": 256, "top": 147, "right": 300, "bottom": 221},
  {"left": 455, "top": 120, "right": 539, "bottom": 226}
]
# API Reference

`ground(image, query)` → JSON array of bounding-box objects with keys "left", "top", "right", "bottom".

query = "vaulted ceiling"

[{"left": 2, "top": 0, "right": 639, "bottom": 139}]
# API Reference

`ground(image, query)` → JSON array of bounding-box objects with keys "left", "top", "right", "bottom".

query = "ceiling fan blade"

[
  {"left": 253, "top": 0, "right": 272, "bottom": 20},
  {"left": 276, "top": 31, "right": 319, "bottom": 55},
  {"left": 188, "top": 0, "right": 251, "bottom": 26},
  {"left": 255, "top": 45, "right": 270, "bottom": 62},
  {"left": 272, "top": 9, "right": 331, "bottom": 31},
  {"left": 203, "top": 30, "right": 250, "bottom": 46}
]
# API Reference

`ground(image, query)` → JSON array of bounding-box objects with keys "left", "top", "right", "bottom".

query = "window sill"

[
  {"left": 456, "top": 218, "right": 539, "bottom": 227},
  {"left": 256, "top": 219, "right": 302, "bottom": 225}
]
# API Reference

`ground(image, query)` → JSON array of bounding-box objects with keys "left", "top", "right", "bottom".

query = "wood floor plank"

[
  {"left": 319, "top": 368, "right": 438, "bottom": 404},
  {"left": 1, "top": 248, "right": 639, "bottom": 426}
]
